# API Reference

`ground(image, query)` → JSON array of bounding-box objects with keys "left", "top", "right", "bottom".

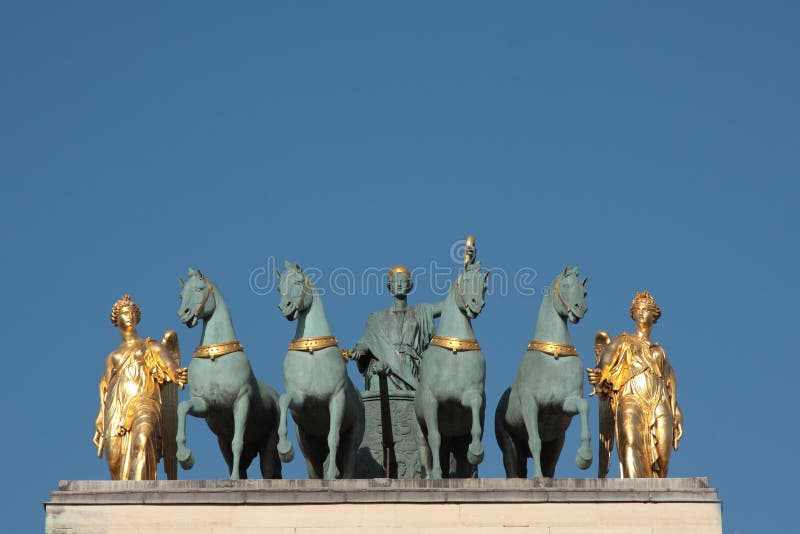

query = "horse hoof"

[
  {"left": 467, "top": 443, "right": 485, "bottom": 465},
  {"left": 576, "top": 447, "right": 593, "bottom": 470},
  {"left": 277, "top": 440, "right": 294, "bottom": 463},
  {"left": 177, "top": 448, "right": 195, "bottom": 470}
]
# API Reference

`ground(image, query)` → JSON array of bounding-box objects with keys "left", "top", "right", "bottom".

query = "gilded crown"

[{"left": 388, "top": 265, "right": 411, "bottom": 279}]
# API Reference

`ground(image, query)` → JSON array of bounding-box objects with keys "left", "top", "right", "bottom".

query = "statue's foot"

[
  {"left": 467, "top": 441, "right": 485, "bottom": 465},
  {"left": 177, "top": 447, "right": 195, "bottom": 470},
  {"left": 576, "top": 445, "right": 593, "bottom": 470},
  {"left": 277, "top": 438, "right": 294, "bottom": 463}
]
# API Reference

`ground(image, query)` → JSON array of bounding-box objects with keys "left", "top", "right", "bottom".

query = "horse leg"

[
  {"left": 217, "top": 435, "right": 234, "bottom": 475},
  {"left": 260, "top": 426, "right": 282, "bottom": 479},
  {"left": 324, "top": 387, "right": 346, "bottom": 480},
  {"left": 451, "top": 436, "right": 472, "bottom": 478},
  {"left": 229, "top": 391, "right": 251, "bottom": 480},
  {"left": 419, "top": 387, "right": 443, "bottom": 479},
  {"left": 277, "top": 392, "right": 295, "bottom": 462},
  {"left": 461, "top": 389, "right": 484, "bottom": 466},
  {"left": 176, "top": 396, "right": 210, "bottom": 470},
  {"left": 496, "top": 423, "right": 523, "bottom": 478},
  {"left": 413, "top": 413, "right": 433, "bottom": 479},
  {"left": 520, "top": 395, "right": 544, "bottom": 478},
  {"left": 336, "top": 426, "right": 359, "bottom": 479},
  {"left": 563, "top": 395, "right": 592, "bottom": 470},
  {"left": 540, "top": 436, "right": 565, "bottom": 478},
  {"left": 337, "top": 404, "right": 363, "bottom": 479},
  {"left": 296, "top": 427, "right": 325, "bottom": 479}
]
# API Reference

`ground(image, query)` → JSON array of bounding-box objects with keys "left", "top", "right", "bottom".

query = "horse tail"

[{"left": 495, "top": 387, "right": 524, "bottom": 478}]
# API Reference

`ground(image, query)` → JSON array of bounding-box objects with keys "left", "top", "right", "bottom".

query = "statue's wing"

[
  {"left": 594, "top": 331, "right": 611, "bottom": 365},
  {"left": 160, "top": 330, "right": 180, "bottom": 480},
  {"left": 597, "top": 393, "right": 614, "bottom": 478},
  {"left": 594, "top": 331, "right": 614, "bottom": 478},
  {"left": 161, "top": 330, "right": 181, "bottom": 363}
]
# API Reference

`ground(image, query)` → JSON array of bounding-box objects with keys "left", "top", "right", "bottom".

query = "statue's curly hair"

[
  {"left": 110, "top": 294, "right": 141, "bottom": 326},
  {"left": 629, "top": 290, "right": 661, "bottom": 323}
]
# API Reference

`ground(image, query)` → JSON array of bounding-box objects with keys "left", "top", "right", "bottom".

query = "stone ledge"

[{"left": 48, "top": 477, "right": 718, "bottom": 505}]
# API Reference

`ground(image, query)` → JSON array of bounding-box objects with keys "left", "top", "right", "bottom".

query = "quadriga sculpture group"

[{"left": 94, "top": 235, "right": 682, "bottom": 481}]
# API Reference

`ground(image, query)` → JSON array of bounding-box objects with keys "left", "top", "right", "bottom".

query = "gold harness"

[
  {"left": 192, "top": 340, "right": 244, "bottom": 360},
  {"left": 430, "top": 335, "right": 481, "bottom": 353},
  {"left": 289, "top": 335, "right": 350, "bottom": 361},
  {"left": 526, "top": 340, "right": 579, "bottom": 359}
]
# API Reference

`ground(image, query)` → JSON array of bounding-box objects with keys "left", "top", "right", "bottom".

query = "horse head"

[
  {"left": 177, "top": 267, "right": 217, "bottom": 328},
  {"left": 276, "top": 261, "right": 313, "bottom": 322},
  {"left": 550, "top": 266, "right": 588, "bottom": 324},
  {"left": 454, "top": 260, "right": 489, "bottom": 319}
]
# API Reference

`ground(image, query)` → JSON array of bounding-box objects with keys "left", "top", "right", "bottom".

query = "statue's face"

[
  {"left": 118, "top": 306, "right": 138, "bottom": 330},
  {"left": 632, "top": 303, "right": 656, "bottom": 326},
  {"left": 389, "top": 273, "right": 412, "bottom": 298}
]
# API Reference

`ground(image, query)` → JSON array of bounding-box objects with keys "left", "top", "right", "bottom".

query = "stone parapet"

[{"left": 45, "top": 478, "right": 722, "bottom": 533}]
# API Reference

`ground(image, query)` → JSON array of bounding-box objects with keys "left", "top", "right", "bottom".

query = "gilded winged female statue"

[
  {"left": 587, "top": 291, "right": 683, "bottom": 478},
  {"left": 93, "top": 295, "right": 188, "bottom": 480}
]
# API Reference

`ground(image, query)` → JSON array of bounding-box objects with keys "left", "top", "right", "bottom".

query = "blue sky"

[{"left": 1, "top": 2, "right": 797, "bottom": 532}]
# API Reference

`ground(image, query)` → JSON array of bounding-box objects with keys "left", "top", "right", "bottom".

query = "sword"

[{"left": 378, "top": 370, "right": 397, "bottom": 478}]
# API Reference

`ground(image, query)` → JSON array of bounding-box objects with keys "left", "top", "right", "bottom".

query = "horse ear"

[
  {"left": 197, "top": 270, "right": 204, "bottom": 280},
  {"left": 275, "top": 269, "right": 282, "bottom": 281},
  {"left": 188, "top": 267, "right": 196, "bottom": 276},
  {"left": 572, "top": 267, "right": 580, "bottom": 276},
  {"left": 179, "top": 277, "right": 185, "bottom": 287},
  {"left": 284, "top": 260, "right": 293, "bottom": 270},
  {"left": 563, "top": 266, "right": 570, "bottom": 276},
  {"left": 294, "top": 262, "right": 301, "bottom": 272},
  {"left": 582, "top": 276, "right": 589, "bottom": 287}
]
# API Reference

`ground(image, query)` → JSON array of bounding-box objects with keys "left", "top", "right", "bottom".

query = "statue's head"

[
  {"left": 629, "top": 290, "right": 661, "bottom": 326},
  {"left": 463, "top": 235, "right": 476, "bottom": 268},
  {"left": 276, "top": 261, "right": 312, "bottom": 321},
  {"left": 387, "top": 265, "right": 413, "bottom": 299},
  {"left": 177, "top": 268, "right": 215, "bottom": 328},
  {"left": 110, "top": 294, "right": 141, "bottom": 331},
  {"left": 455, "top": 260, "right": 489, "bottom": 319},
  {"left": 551, "top": 266, "right": 589, "bottom": 323}
]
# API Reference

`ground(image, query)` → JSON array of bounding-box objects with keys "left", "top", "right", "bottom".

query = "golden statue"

[
  {"left": 93, "top": 295, "right": 188, "bottom": 480},
  {"left": 587, "top": 291, "right": 683, "bottom": 478}
]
